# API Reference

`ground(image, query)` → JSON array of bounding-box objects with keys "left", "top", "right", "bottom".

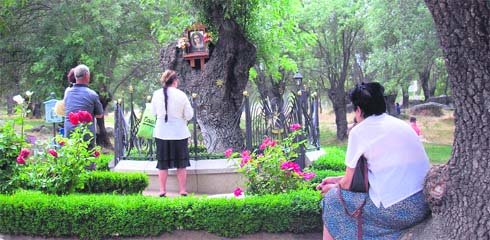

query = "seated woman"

[{"left": 317, "top": 82, "right": 430, "bottom": 240}]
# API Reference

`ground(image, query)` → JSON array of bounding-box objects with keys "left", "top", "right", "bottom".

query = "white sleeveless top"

[{"left": 346, "top": 113, "right": 430, "bottom": 208}]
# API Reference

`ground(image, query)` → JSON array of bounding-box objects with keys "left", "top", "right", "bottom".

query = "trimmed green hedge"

[
  {"left": 78, "top": 171, "right": 148, "bottom": 194},
  {"left": 310, "top": 169, "right": 345, "bottom": 184},
  {"left": 0, "top": 190, "right": 322, "bottom": 239},
  {"left": 311, "top": 147, "right": 346, "bottom": 171}
]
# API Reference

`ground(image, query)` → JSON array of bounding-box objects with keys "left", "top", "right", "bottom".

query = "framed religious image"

[{"left": 189, "top": 30, "right": 206, "bottom": 52}]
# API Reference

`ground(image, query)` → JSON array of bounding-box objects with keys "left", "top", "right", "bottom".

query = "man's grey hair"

[{"left": 74, "top": 64, "right": 90, "bottom": 80}]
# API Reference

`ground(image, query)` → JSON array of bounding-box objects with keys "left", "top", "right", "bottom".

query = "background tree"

[
  {"left": 365, "top": 0, "right": 444, "bottom": 107},
  {"left": 299, "top": 0, "right": 364, "bottom": 141},
  {"left": 1, "top": 0, "right": 185, "bottom": 148}
]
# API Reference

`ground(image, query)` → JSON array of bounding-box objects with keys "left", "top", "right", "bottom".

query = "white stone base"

[
  {"left": 113, "top": 149, "right": 326, "bottom": 195},
  {"left": 113, "top": 159, "right": 246, "bottom": 194}
]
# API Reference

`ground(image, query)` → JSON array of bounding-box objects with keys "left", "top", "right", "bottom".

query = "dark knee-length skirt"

[
  {"left": 155, "top": 138, "right": 190, "bottom": 170},
  {"left": 321, "top": 188, "right": 430, "bottom": 240}
]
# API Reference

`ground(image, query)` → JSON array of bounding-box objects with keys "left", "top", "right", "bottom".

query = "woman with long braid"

[{"left": 151, "top": 70, "right": 194, "bottom": 197}]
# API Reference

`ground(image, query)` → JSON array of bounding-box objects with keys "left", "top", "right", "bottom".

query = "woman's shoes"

[{"left": 159, "top": 193, "right": 166, "bottom": 197}]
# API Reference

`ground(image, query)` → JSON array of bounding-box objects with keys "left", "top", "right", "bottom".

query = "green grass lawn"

[{"left": 423, "top": 143, "right": 452, "bottom": 164}]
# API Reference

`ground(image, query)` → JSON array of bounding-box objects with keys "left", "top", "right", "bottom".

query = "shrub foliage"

[
  {"left": 0, "top": 190, "right": 322, "bottom": 239},
  {"left": 78, "top": 171, "right": 148, "bottom": 194}
]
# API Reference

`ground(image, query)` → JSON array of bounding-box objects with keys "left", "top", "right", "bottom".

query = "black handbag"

[
  {"left": 338, "top": 155, "right": 369, "bottom": 240},
  {"left": 349, "top": 155, "right": 369, "bottom": 192}
]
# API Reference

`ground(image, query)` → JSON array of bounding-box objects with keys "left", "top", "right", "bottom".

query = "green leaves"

[{"left": 0, "top": 189, "right": 322, "bottom": 238}]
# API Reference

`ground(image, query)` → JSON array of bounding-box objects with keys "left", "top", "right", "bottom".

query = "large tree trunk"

[
  {"left": 95, "top": 85, "right": 113, "bottom": 149},
  {"left": 419, "top": 65, "right": 432, "bottom": 101},
  {"left": 410, "top": 1, "right": 490, "bottom": 239},
  {"left": 328, "top": 87, "right": 348, "bottom": 141},
  {"left": 160, "top": 19, "right": 256, "bottom": 153},
  {"left": 384, "top": 94, "right": 397, "bottom": 116},
  {"left": 401, "top": 83, "right": 410, "bottom": 109}
]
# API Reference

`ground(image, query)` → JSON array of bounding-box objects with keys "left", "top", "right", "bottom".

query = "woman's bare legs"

[
  {"left": 323, "top": 226, "right": 334, "bottom": 240},
  {"left": 177, "top": 168, "right": 187, "bottom": 195},
  {"left": 158, "top": 169, "right": 168, "bottom": 195}
]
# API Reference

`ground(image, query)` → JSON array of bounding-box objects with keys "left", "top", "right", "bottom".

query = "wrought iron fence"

[{"left": 113, "top": 89, "right": 320, "bottom": 168}]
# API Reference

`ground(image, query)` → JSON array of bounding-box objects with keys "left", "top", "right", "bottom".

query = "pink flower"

[
  {"left": 290, "top": 123, "right": 301, "bottom": 131},
  {"left": 20, "top": 148, "right": 30, "bottom": 158},
  {"left": 302, "top": 172, "right": 316, "bottom": 181},
  {"left": 259, "top": 137, "right": 277, "bottom": 150},
  {"left": 280, "top": 161, "right": 301, "bottom": 173},
  {"left": 240, "top": 150, "right": 252, "bottom": 167},
  {"left": 259, "top": 143, "right": 267, "bottom": 151},
  {"left": 48, "top": 149, "right": 58, "bottom": 158},
  {"left": 16, "top": 156, "right": 25, "bottom": 165},
  {"left": 224, "top": 148, "right": 233, "bottom": 158},
  {"left": 233, "top": 187, "right": 243, "bottom": 197},
  {"left": 93, "top": 151, "right": 100, "bottom": 158}
]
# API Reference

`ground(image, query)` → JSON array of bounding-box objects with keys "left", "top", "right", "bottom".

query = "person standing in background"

[
  {"left": 151, "top": 70, "right": 194, "bottom": 197},
  {"left": 410, "top": 116, "right": 422, "bottom": 136},
  {"left": 64, "top": 64, "right": 104, "bottom": 147}
]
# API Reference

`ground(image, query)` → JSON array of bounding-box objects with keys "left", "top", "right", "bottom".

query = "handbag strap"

[{"left": 338, "top": 157, "right": 369, "bottom": 240}]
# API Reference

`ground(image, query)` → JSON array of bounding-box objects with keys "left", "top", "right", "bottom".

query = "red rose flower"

[
  {"left": 48, "top": 149, "right": 58, "bottom": 158},
  {"left": 93, "top": 151, "right": 100, "bottom": 158},
  {"left": 16, "top": 156, "right": 25, "bottom": 165},
  {"left": 69, "top": 112, "right": 80, "bottom": 125},
  {"left": 78, "top": 111, "right": 93, "bottom": 124},
  {"left": 20, "top": 148, "right": 30, "bottom": 158}
]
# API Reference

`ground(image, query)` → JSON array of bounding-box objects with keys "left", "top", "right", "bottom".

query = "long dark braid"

[{"left": 163, "top": 74, "right": 177, "bottom": 122}]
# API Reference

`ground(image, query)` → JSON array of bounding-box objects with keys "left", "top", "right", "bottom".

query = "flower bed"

[{"left": 0, "top": 190, "right": 322, "bottom": 239}]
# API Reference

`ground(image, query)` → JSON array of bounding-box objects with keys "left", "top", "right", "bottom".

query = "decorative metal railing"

[{"left": 113, "top": 89, "right": 320, "bottom": 168}]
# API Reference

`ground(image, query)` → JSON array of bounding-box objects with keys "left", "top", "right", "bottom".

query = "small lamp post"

[
  {"left": 293, "top": 72, "right": 306, "bottom": 169},
  {"left": 293, "top": 72, "right": 303, "bottom": 88}
]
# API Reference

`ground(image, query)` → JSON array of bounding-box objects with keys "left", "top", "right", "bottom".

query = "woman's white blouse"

[
  {"left": 346, "top": 113, "right": 430, "bottom": 208},
  {"left": 151, "top": 87, "right": 194, "bottom": 140}
]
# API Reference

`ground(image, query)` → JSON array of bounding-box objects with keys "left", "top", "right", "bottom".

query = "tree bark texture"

[
  {"left": 384, "top": 94, "right": 397, "bottom": 116},
  {"left": 328, "top": 87, "right": 348, "bottom": 141},
  {"left": 160, "top": 19, "right": 256, "bottom": 153},
  {"left": 420, "top": 1, "right": 490, "bottom": 239},
  {"left": 95, "top": 85, "right": 113, "bottom": 149},
  {"left": 402, "top": 83, "right": 410, "bottom": 109},
  {"left": 419, "top": 65, "right": 432, "bottom": 101}
]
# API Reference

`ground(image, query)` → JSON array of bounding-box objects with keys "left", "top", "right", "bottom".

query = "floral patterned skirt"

[{"left": 321, "top": 188, "right": 430, "bottom": 240}]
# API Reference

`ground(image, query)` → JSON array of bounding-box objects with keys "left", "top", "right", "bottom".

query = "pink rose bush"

[{"left": 225, "top": 124, "right": 315, "bottom": 195}]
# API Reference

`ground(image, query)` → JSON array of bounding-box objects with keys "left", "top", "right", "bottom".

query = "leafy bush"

[
  {"left": 310, "top": 147, "right": 346, "bottom": 171},
  {"left": 90, "top": 153, "right": 113, "bottom": 171},
  {"left": 0, "top": 121, "right": 27, "bottom": 193},
  {"left": 0, "top": 190, "right": 322, "bottom": 239},
  {"left": 12, "top": 111, "right": 102, "bottom": 195},
  {"left": 226, "top": 125, "right": 316, "bottom": 195},
  {"left": 78, "top": 171, "right": 148, "bottom": 194},
  {"left": 309, "top": 169, "right": 345, "bottom": 185}
]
